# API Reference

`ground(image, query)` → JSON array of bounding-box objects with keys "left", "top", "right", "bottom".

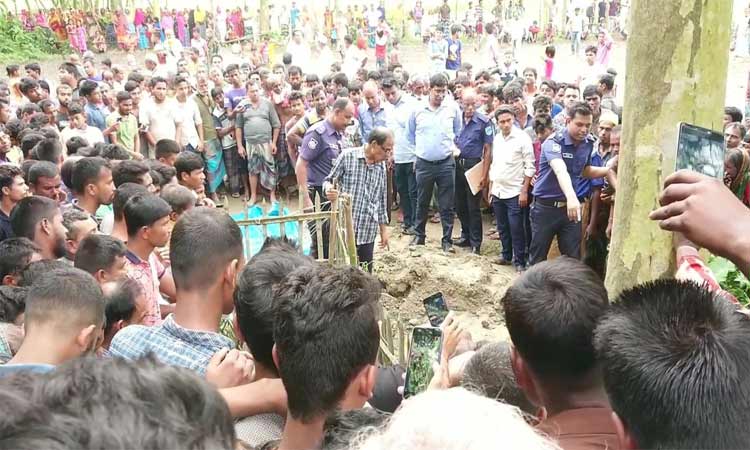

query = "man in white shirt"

[
  {"left": 60, "top": 102, "right": 105, "bottom": 146},
  {"left": 486, "top": 105, "right": 534, "bottom": 272},
  {"left": 139, "top": 76, "right": 182, "bottom": 158},
  {"left": 174, "top": 77, "right": 204, "bottom": 153},
  {"left": 285, "top": 30, "right": 311, "bottom": 74},
  {"left": 570, "top": 8, "right": 585, "bottom": 56}
]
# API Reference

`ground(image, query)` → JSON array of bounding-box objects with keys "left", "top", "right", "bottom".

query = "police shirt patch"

[
  {"left": 562, "top": 152, "right": 574, "bottom": 159},
  {"left": 550, "top": 143, "right": 562, "bottom": 153},
  {"left": 308, "top": 138, "right": 318, "bottom": 149},
  {"left": 485, "top": 126, "right": 493, "bottom": 136}
]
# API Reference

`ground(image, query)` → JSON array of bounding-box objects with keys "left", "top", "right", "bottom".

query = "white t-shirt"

[
  {"left": 343, "top": 45, "right": 366, "bottom": 80},
  {"left": 60, "top": 125, "right": 105, "bottom": 147},
  {"left": 178, "top": 96, "right": 203, "bottom": 149},
  {"left": 139, "top": 98, "right": 183, "bottom": 149}
]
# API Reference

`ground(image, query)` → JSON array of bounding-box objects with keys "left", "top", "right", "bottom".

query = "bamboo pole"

[
  {"left": 235, "top": 211, "right": 333, "bottom": 226},
  {"left": 328, "top": 194, "right": 339, "bottom": 264},
  {"left": 342, "top": 196, "right": 358, "bottom": 267},
  {"left": 314, "top": 192, "right": 324, "bottom": 260}
]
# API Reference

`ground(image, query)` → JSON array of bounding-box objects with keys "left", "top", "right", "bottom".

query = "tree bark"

[
  {"left": 605, "top": 0, "right": 732, "bottom": 295},
  {"left": 259, "top": 0, "right": 268, "bottom": 34}
]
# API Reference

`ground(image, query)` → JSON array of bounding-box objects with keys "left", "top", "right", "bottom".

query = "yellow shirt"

[{"left": 195, "top": 8, "right": 206, "bottom": 23}]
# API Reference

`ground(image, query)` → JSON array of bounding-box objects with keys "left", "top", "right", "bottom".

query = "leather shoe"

[
  {"left": 470, "top": 247, "right": 481, "bottom": 255},
  {"left": 409, "top": 236, "right": 425, "bottom": 247},
  {"left": 453, "top": 237, "right": 471, "bottom": 247},
  {"left": 402, "top": 226, "right": 417, "bottom": 236},
  {"left": 442, "top": 242, "right": 455, "bottom": 254},
  {"left": 493, "top": 257, "right": 512, "bottom": 266}
]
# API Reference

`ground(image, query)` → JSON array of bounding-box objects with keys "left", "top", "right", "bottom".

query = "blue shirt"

[
  {"left": 589, "top": 146, "right": 610, "bottom": 189},
  {"left": 456, "top": 112, "right": 494, "bottom": 159},
  {"left": 446, "top": 38, "right": 462, "bottom": 70},
  {"left": 551, "top": 103, "right": 563, "bottom": 118},
  {"left": 358, "top": 102, "right": 387, "bottom": 142},
  {"left": 0, "top": 209, "right": 13, "bottom": 242},
  {"left": 408, "top": 102, "right": 462, "bottom": 161},
  {"left": 0, "top": 363, "right": 55, "bottom": 377},
  {"left": 300, "top": 120, "right": 343, "bottom": 186},
  {"left": 108, "top": 314, "right": 234, "bottom": 376},
  {"left": 84, "top": 102, "right": 107, "bottom": 132},
  {"left": 387, "top": 94, "right": 417, "bottom": 164},
  {"left": 533, "top": 129, "right": 595, "bottom": 200}
]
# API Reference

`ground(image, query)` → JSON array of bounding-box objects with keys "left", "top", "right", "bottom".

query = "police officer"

[
  {"left": 454, "top": 88, "right": 493, "bottom": 254},
  {"left": 296, "top": 97, "right": 355, "bottom": 258},
  {"left": 529, "top": 101, "right": 611, "bottom": 264},
  {"left": 407, "top": 73, "right": 462, "bottom": 253}
]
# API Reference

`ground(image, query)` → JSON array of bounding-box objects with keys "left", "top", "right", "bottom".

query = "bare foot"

[
  {"left": 248, "top": 196, "right": 257, "bottom": 205},
  {"left": 270, "top": 193, "right": 278, "bottom": 204}
]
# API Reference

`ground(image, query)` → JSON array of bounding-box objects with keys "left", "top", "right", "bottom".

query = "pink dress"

[
  {"left": 176, "top": 12, "right": 187, "bottom": 46},
  {"left": 544, "top": 58, "right": 554, "bottom": 80}
]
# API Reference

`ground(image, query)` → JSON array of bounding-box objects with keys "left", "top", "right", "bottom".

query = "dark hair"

[
  {"left": 0, "top": 238, "right": 39, "bottom": 282},
  {"left": 155, "top": 139, "right": 181, "bottom": 161},
  {"left": 24, "top": 267, "right": 104, "bottom": 332},
  {"left": 65, "top": 136, "right": 90, "bottom": 156},
  {"left": 18, "top": 78, "right": 39, "bottom": 96},
  {"left": 10, "top": 196, "right": 59, "bottom": 240},
  {"left": 60, "top": 156, "right": 80, "bottom": 190},
  {"left": 160, "top": 185, "right": 195, "bottom": 216},
  {"left": 115, "top": 91, "right": 132, "bottom": 104},
  {"left": 0, "top": 285, "right": 29, "bottom": 323},
  {"left": 273, "top": 265, "right": 381, "bottom": 422},
  {"left": 568, "top": 101, "right": 593, "bottom": 119},
  {"left": 599, "top": 74, "right": 615, "bottom": 92},
  {"left": 123, "top": 80, "right": 139, "bottom": 93},
  {"left": 67, "top": 102, "right": 85, "bottom": 117},
  {"left": 71, "top": 156, "right": 110, "bottom": 195},
  {"left": 123, "top": 194, "right": 171, "bottom": 237},
  {"left": 78, "top": 80, "right": 99, "bottom": 98},
  {"left": 332, "top": 72, "right": 349, "bottom": 88},
  {"left": 323, "top": 408, "right": 392, "bottom": 449},
  {"left": 502, "top": 257, "right": 608, "bottom": 383},
  {"left": 113, "top": 183, "right": 149, "bottom": 221},
  {"left": 170, "top": 208, "right": 242, "bottom": 291},
  {"left": 174, "top": 152, "right": 204, "bottom": 180},
  {"left": 381, "top": 77, "right": 399, "bottom": 90},
  {"left": 429, "top": 73, "right": 448, "bottom": 88},
  {"left": 332, "top": 98, "right": 351, "bottom": 113},
  {"left": 28, "top": 112, "right": 50, "bottom": 131},
  {"left": 234, "top": 238, "right": 312, "bottom": 373},
  {"left": 494, "top": 105, "right": 515, "bottom": 120},
  {"left": 100, "top": 143, "right": 131, "bottom": 161},
  {"left": 20, "top": 133, "right": 44, "bottom": 159},
  {"left": 0, "top": 164, "right": 23, "bottom": 200},
  {"left": 0, "top": 356, "right": 236, "bottom": 449},
  {"left": 288, "top": 91, "right": 304, "bottom": 103},
  {"left": 62, "top": 208, "right": 92, "bottom": 241},
  {"left": 149, "top": 76, "right": 168, "bottom": 89},
  {"left": 5, "top": 64, "right": 19, "bottom": 77},
  {"left": 18, "top": 260, "right": 70, "bottom": 287},
  {"left": 462, "top": 341, "right": 536, "bottom": 414},
  {"left": 288, "top": 65, "right": 302, "bottom": 77},
  {"left": 595, "top": 280, "right": 750, "bottom": 449},
  {"left": 501, "top": 84, "right": 523, "bottom": 102},
  {"left": 347, "top": 80, "right": 362, "bottom": 93},
  {"left": 545, "top": 45, "right": 556, "bottom": 58},
  {"left": 532, "top": 114, "right": 554, "bottom": 135},
  {"left": 368, "top": 127, "right": 392, "bottom": 146},
  {"left": 74, "top": 234, "right": 127, "bottom": 276},
  {"left": 103, "top": 277, "right": 141, "bottom": 336},
  {"left": 34, "top": 138, "right": 63, "bottom": 163},
  {"left": 531, "top": 95, "right": 553, "bottom": 114},
  {"left": 146, "top": 160, "right": 177, "bottom": 186},
  {"left": 112, "top": 160, "right": 149, "bottom": 187},
  {"left": 582, "top": 84, "right": 600, "bottom": 100},
  {"left": 725, "top": 106, "right": 744, "bottom": 124},
  {"left": 24, "top": 63, "right": 41, "bottom": 74},
  {"left": 585, "top": 45, "right": 597, "bottom": 54}
]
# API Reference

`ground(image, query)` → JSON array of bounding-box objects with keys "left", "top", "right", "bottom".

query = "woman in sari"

[
  {"left": 160, "top": 11, "right": 173, "bottom": 42},
  {"left": 725, "top": 147, "right": 750, "bottom": 207},
  {"left": 176, "top": 10, "right": 188, "bottom": 47},
  {"left": 49, "top": 9, "right": 67, "bottom": 42},
  {"left": 115, "top": 10, "right": 128, "bottom": 50}
]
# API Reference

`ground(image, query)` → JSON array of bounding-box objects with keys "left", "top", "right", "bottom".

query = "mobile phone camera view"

[
  {"left": 423, "top": 293, "right": 449, "bottom": 327},
  {"left": 403, "top": 327, "right": 442, "bottom": 398},
  {"left": 676, "top": 123, "right": 725, "bottom": 178}
]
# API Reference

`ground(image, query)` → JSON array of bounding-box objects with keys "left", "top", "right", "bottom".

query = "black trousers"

[
  {"left": 308, "top": 185, "right": 330, "bottom": 259},
  {"left": 357, "top": 242, "right": 375, "bottom": 273},
  {"left": 529, "top": 201, "right": 582, "bottom": 265},
  {"left": 455, "top": 157, "right": 483, "bottom": 248},
  {"left": 414, "top": 157, "right": 455, "bottom": 244}
]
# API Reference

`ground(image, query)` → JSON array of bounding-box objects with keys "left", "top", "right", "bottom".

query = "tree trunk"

[
  {"left": 605, "top": 0, "right": 732, "bottom": 295},
  {"left": 259, "top": 0, "right": 268, "bottom": 34}
]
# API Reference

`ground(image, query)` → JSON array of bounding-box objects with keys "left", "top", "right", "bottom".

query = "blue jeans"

[
  {"left": 395, "top": 162, "right": 417, "bottom": 229},
  {"left": 529, "top": 201, "right": 582, "bottom": 265},
  {"left": 492, "top": 195, "right": 526, "bottom": 267},
  {"left": 415, "top": 157, "right": 455, "bottom": 244},
  {"left": 571, "top": 31, "right": 581, "bottom": 54}
]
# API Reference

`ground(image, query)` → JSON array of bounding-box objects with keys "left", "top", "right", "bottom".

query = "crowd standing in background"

[{"left": 3, "top": 1, "right": 750, "bottom": 449}]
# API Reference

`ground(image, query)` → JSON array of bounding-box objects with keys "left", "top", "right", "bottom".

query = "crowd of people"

[{"left": 0, "top": 0, "right": 748, "bottom": 449}]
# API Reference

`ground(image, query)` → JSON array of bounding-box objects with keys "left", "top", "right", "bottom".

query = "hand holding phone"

[
  {"left": 676, "top": 123, "right": 725, "bottom": 179},
  {"left": 403, "top": 327, "right": 442, "bottom": 398},
  {"left": 423, "top": 292, "right": 449, "bottom": 327}
]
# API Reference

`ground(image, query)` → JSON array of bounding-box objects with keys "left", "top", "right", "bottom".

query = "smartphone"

[
  {"left": 403, "top": 327, "right": 443, "bottom": 398},
  {"left": 116, "top": 117, "right": 123, "bottom": 123},
  {"left": 423, "top": 292, "right": 449, "bottom": 327},
  {"left": 676, "top": 123, "right": 725, "bottom": 179}
]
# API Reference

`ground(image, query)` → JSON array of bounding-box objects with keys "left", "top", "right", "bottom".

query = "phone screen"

[
  {"left": 403, "top": 327, "right": 442, "bottom": 398},
  {"left": 423, "top": 292, "right": 449, "bottom": 327},
  {"left": 676, "top": 123, "right": 725, "bottom": 178}
]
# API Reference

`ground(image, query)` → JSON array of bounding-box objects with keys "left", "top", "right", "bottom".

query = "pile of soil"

[{"left": 374, "top": 223, "right": 517, "bottom": 341}]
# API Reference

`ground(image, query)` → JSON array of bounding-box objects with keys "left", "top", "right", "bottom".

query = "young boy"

[
  {"left": 60, "top": 103, "right": 105, "bottom": 146},
  {"left": 106, "top": 92, "right": 141, "bottom": 160},
  {"left": 446, "top": 25, "right": 463, "bottom": 78}
]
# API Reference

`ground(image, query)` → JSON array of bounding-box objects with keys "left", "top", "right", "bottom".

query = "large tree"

[
  {"left": 259, "top": 0, "right": 269, "bottom": 34},
  {"left": 605, "top": 0, "right": 732, "bottom": 295}
]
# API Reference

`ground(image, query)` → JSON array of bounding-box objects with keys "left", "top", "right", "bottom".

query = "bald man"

[
  {"left": 454, "top": 88, "right": 493, "bottom": 254},
  {"left": 359, "top": 81, "right": 388, "bottom": 142}
]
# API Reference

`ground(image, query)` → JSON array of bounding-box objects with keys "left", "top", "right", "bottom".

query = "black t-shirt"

[
  {"left": 598, "top": 1, "right": 607, "bottom": 17},
  {"left": 587, "top": 6, "right": 595, "bottom": 18}
]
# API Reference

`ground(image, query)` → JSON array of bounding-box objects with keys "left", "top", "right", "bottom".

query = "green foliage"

[
  {"left": 0, "top": 15, "right": 70, "bottom": 64},
  {"left": 708, "top": 256, "right": 750, "bottom": 306}
]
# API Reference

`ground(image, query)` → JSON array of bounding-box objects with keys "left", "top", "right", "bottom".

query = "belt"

[
  {"left": 417, "top": 156, "right": 452, "bottom": 165},
  {"left": 457, "top": 157, "right": 482, "bottom": 163},
  {"left": 535, "top": 197, "right": 584, "bottom": 208}
]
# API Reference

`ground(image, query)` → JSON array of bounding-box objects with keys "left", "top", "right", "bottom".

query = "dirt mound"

[{"left": 374, "top": 224, "right": 517, "bottom": 341}]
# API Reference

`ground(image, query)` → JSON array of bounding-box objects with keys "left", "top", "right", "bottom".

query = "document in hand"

[{"left": 465, "top": 162, "right": 484, "bottom": 196}]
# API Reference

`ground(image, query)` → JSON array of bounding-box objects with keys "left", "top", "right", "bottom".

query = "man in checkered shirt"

[{"left": 324, "top": 127, "right": 393, "bottom": 272}]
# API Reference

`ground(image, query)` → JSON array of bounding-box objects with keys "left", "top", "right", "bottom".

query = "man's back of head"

[
  {"left": 10, "top": 195, "right": 60, "bottom": 243},
  {"left": 0, "top": 238, "right": 40, "bottom": 286},
  {"left": 595, "top": 279, "right": 750, "bottom": 450},
  {"left": 234, "top": 238, "right": 313, "bottom": 376},
  {"left": 273, "top": 265, "right": 381, "bottom": 423},
  {"left": 502, "top": 257, "right": 608, "bottom": 391}
]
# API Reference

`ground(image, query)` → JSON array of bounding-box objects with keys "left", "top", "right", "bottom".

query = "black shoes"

[
  {"left": 409, "top": 236, "right": 426, "bottom": 247},
  {"left": 453, "top": 237, "right": 471, "bottom": 248},
  {"left": 471, "top": 247, "right": 481, "bottom": 255},
  {"left": 442, "top": 242, "right": 455, "bottom": 254},
  {"left": 493, "top": 257, "right": 512, "bottom": 266}
]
